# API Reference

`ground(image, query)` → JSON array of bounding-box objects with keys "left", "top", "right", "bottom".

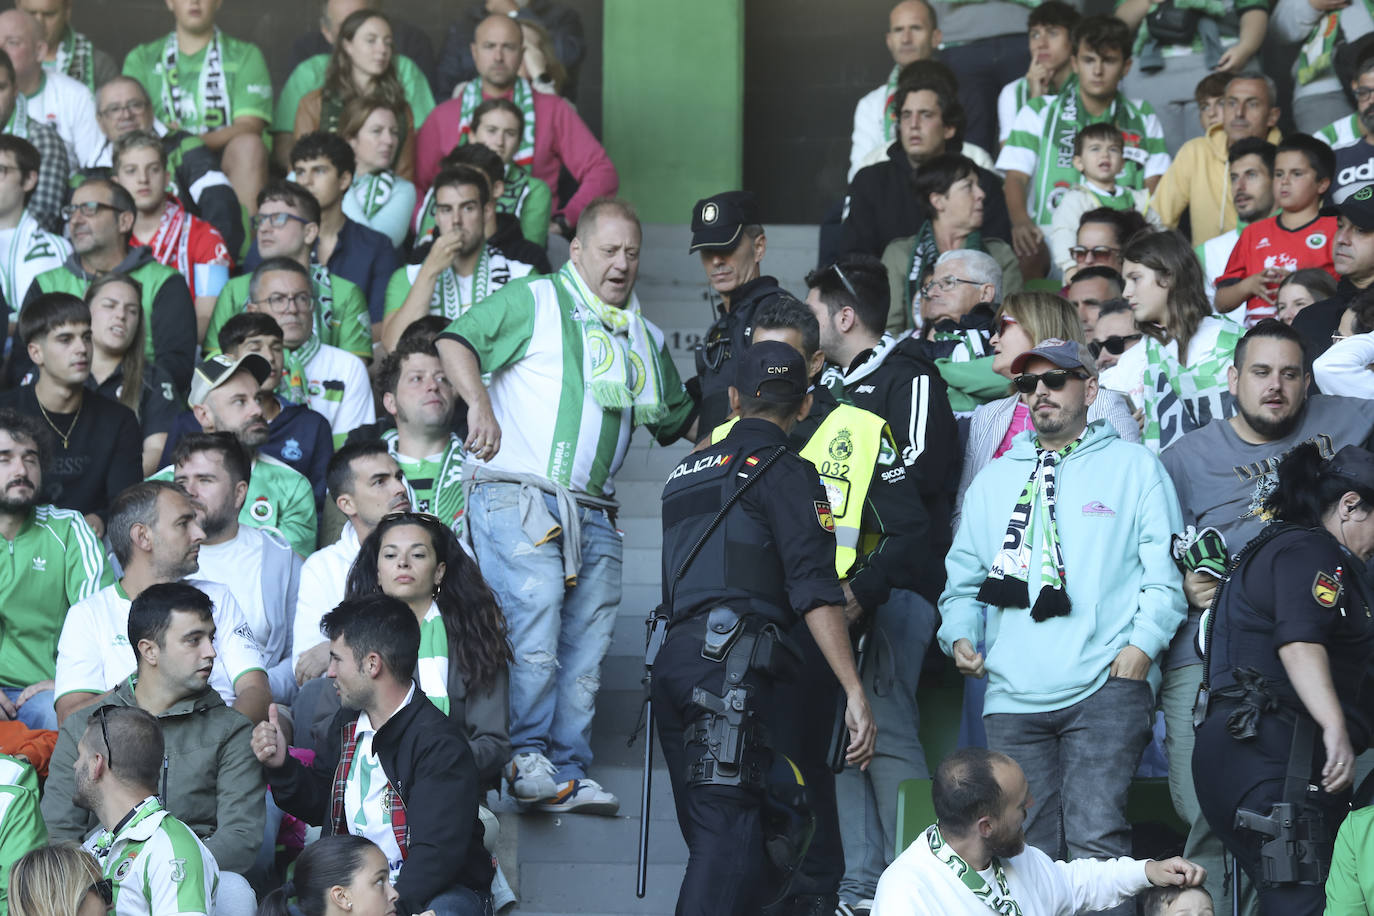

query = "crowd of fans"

[{"left": 0, "top": 0, "right": 1373, "bottom": 914}]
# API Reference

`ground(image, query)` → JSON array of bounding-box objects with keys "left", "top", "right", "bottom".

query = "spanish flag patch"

[
  {"left": 815, "top": 501, "right": 835, "bottom": 532},
  {"left": 745, "top": 455, "right": 760, "bottom": 467},
  {"left": 1313, "top": 571, "right": 1341, "bottom": 608}
]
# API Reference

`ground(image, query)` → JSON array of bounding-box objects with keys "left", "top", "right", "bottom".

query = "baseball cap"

[
  {"left": 735, "top": 340, "right": 808, "bottom": 403},
  {"left": 1010, "top": 338, "right": 1099, "bottom": 377},
  {"left": 690, "top": 190, "right": 759, "bottom": 252},
  {"left": 188, "top": 354, "right": 274, "bottom": 407},
  {"left": 1323, "top": 183, "right": 1374, "bottom": 225}
]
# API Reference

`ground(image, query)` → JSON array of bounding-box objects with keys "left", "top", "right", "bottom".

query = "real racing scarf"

[
  {"left": 557, "top": 262, "right": 667, "bottom": 424},
  {"left": 1298, "top": 0, "right": 1374, "bottom": 85},
  {"left": 382, "top": 428, "right": 466, "bottom": 536},
  {"left": 927, "top": 825, "right": 1024, "bottom": 916},
  {"left": 52, "top": 30, "right": 95, "bottom": 92},
  {"left": 161, "top": 28, "right": 231, "bottom": 132},
  {"left": 456, "top": 77, "right": 535, "bottom": 168},
  {"left": 977, "top": 433, "right": 1085, "bottom": 621},
  {"left": 277, "top": 331, "right": 320, "bottom": 407},
  {"left": 498, "top": 162, "right": 533, "bottom": 217},
  {"left": 1141, "top": 319, "right": 1242, "bottom": 453},
  {"left": 148, "top": 197, "right": 192, "bottom": 277},
  {"left": 352, "top": 170, "right": 397, "bottom": 221},
  {"left": 432, "top": 247, "right": 494, "bottom": 321},
  {"left": 905, "top": 223, "right": 985, "bottom": 318}
]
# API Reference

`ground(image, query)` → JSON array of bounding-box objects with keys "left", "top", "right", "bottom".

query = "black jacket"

[
  {"left": 690, "top": 275, "right": 794, "bottom": 433},
  {"left": 1295, "top": 277, "right": 1364, "bottom": 367},
  {"left": 841, "top": 142, "right": 1011, "bottom": 258},
  {"left": 267, "top": 690, "right": 494, "bottom": 914},
  {"left": 837, "top": 337, "right": 961, "bottom": 599}
]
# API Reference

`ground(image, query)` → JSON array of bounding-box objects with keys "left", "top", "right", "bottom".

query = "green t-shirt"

[
  {"left": 0, "top": 779, "right": 46, "bottom": 916},
  {"left": 272, "top": 53, "right": 436, "bottom": 134},
  {"left": 394, "top": 453, "right": 441, "bottom": 512},
  {"left": 0, "top": 506, "right": 110, "bottom": 688},
  {"left": 204, "top": 271, "right": 371, "bottom": 360},
  {"left": 123, "top": 30, "right": 272, "bottom": 133},
  {"left": 151, "top": 456, "right": 316, "bottom": 557}
]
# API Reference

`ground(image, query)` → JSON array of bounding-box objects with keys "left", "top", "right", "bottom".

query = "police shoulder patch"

[
  {"left": 1312, "top": 571, "right": 1341, "bottom": 608},
  {"left": 815, "top": 500, "right": 835, "bottom": 532}
]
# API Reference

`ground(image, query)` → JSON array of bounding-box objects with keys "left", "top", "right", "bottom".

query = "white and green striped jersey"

[
  {"left": 997, "top": 77, "right": 1029, "bottom": 145},
  {"left": 1318, "top": 114, "right": 1363, "bottom": 151},
  {"left": 444, "top": 276, "right": 694, "bottom": 498},
  {"left": 298, "top": 341, "right": 376, "bottom": 448},
  {"left": 996, "top": 83, "right": 1171, "bottom": 227},
  {"left": 0, "top": 755, "right": 46, "bottom": 916},
  {"left": 85, "top": 797, "right": 218, "bottom": 916}
]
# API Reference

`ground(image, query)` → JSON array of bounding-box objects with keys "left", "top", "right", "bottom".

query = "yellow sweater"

[{"left": 1148, "top": 124, "right": 1282, "bottom": 246}]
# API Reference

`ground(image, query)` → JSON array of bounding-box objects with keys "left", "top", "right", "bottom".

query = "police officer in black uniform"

[
  {"left": 688, "top": 191, "right": 796, "bottom": 433},
  {"left": 652, "top": 341, "right": 876, "bottom": 916},
  {"left": 1194, "top": 442, "right": 1374, "bottom": 916}
]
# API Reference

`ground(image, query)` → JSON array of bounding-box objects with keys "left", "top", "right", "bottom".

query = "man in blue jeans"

[
  {"left": 938, "top": 339, "right": 1186, "bottom": 916},
  {"left": 436, "top": 198, "right": 696, "bottom": 814}
]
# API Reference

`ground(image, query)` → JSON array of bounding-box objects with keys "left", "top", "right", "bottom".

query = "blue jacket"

[{"left": 938, "top": 419, "right": 1186, "bottom": 715}]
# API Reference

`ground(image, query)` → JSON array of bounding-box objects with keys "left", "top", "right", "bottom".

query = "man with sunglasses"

[
  {"left": 85, "top": 77, "right": 243, "bottom": 259},
  {"left": 203, "top": 181, "right": 371, "bottom": 363},
  {"left": 1156, "top": 318, "right": 1374, "bottom": 909},
  {"left": 71, "top": 705, "right": 220, "bottom": 916},
  {"left": 1088, "top": 300, "right": 1142, "bottom": 371},
  {"left": 687, "top": 190, "right": 796, "bottom": 434},
  {"left": 940, "top": 339, "right": 1185, "bottom": 913},
  {"left": 45, "top": 583, "right": 264, "bottom": 916},
  {"left": 15, "top": 177, "right": 196, "bottom": 391}
]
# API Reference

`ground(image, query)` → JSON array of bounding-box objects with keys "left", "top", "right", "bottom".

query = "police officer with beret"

[
  {"left": 689, "top": 191, "right": 797, "bottom": 433},
  {"left": 1194, "top": 442, "right": 1374, "bottom": 916},
  {"left": 652, "top": 340, "right": 877, "bottom": 915}
]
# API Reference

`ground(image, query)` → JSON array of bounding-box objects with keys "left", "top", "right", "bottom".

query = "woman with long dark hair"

[
  {"left": 1194, "top": 442, "right": 1374, "bottom": 914},
  {"left": 1100, "top": 229, "right": 1244, "bottom": 453},
  {"left": 346, "top": 512, "right": 511, "bottom": 786},
  {"left": 257, "top": 836, "right": 396, "bottom": 916}
]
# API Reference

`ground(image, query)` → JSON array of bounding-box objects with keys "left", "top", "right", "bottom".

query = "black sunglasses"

[
  {"left": 1088, "top": 334, "right": 1142, "bottom": 359},
  {"left": 830, "top": 263, "right": 860, "bottom": 303},
  {"left": 96, "top": 704, "right": 118, "bottom": 772},
  {"left": 90, "top": 879, "right": 114, "bottom": 908},
  {"left": 1012, "top": 369, "right": 1089, "bottom": 393}
]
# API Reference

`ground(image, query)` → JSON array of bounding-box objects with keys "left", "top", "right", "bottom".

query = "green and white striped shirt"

[
  {"left": 86, "top": 796, "right": 218, "bottom": 916},
  {"left": 443, "top": 275, "right": 693, "bottom": 498},
  {"left": 1318, "top": 114, "right": 1363, "bottom": 151}
]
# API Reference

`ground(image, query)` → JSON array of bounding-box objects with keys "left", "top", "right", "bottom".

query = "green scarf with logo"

[{"left": 927, "top": 825, "right": 1023, "bottom": 915}]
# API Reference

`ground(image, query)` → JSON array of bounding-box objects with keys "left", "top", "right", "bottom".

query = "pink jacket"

[{"left": 416, "top": 90, "right": 619, "bottom": 226}]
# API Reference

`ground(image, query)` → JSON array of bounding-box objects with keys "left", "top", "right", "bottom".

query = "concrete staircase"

[{"left": 503, "top": 224, "right": 820, "bottom": 915}]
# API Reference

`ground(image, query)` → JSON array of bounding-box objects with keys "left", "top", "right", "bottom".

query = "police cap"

[
  {"left": 1328, "top": 445, "right": 1374, "bottom": 492},
  {"left": 690, "top": 191, "right": 759, "bottom": 253},
  {"left": 735, "top": 340, "right": 808, "bottom": 404}
]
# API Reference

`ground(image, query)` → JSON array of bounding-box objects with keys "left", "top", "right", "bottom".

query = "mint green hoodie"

[{"left": 938, "top": 419, "right": 1186, "bottom": 715}]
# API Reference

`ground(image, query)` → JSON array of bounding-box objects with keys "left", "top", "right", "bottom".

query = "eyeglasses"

[
  {"left": 62, "top": 201, "right": 125, "bottom": 221},
  {"left": 1357, "top": 88, "right": 1374, "bottom": 104},
  {"left": 95, "top": 704, "right": 118, "bottom": 772},
  {"left": 1012, "top": 369, "right": 1089, "bottom": 393},
  {"left": 1088, "top": 334, "right": 1142, "bottom": 358},
  {"left": 1069, "top": 245, "right": 1120, "bottom": 261},
  {"left": 89, "top": 879, "right": 114, "bottom": 908},
  {"left": 920, "top": 275, "right": 982, "bottom": 297},
  {"left": 251, "top": 212, "right": 312, "bottom": 231},
  {"left": 98, "top": 99, "right": 149, "bottom": 118},
  {"left": 255, "top": 291, "right": 313, "bottom": 313},
  {"left": 1332, "top": 332, "right": 1349, "bottom": 345}
]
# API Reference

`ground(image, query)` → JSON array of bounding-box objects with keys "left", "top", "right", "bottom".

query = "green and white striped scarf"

[
  {"left": 52, "top": 30, "right": 95, "bottom": 92},
  {"left": 382, "top": 428, "right": 466, "bottom": 535},
  {"left": 353, "top": 170, "right": 397, "bottom": 221},
  {"left": 927, "top": 825, "right": 1023, "bottom": 916},
  {"left": 1297, "top": 1, "right": 1374, "bottom": 85},
  {"left": 417, "top": 602, "right": 450, "bottom": 715},
  {"left": 4, "top": 107, "right": 30, "bottom": 140},
  {"left": 160, "top": 28, "right": 231, "bottom": 132},
  {"left": 498, "top": 163, "right": 533, "bottom": 217},
  {"left": 433, "top": 248, "right": 494, "bottom": 321},
  {"left": 977, "top": 432, "right": 1085, "bottom": 621},
  {"left": 883, "top": 64, "right": 902, "bottom": 144},
  {"left": 558, "top": 262, "right": 667, "bottom": 424},
  {"left": 1141, "top": 320, "right": 1242, "bottom": 453},
  {"left": 278, "top": 332, "right": 320, "bottom": 406},
  {"left": 457, "top": 77, "right": 535, "bottom": 168}
]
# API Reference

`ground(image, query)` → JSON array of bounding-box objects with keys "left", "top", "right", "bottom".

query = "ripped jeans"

[{"left": 468, "top": 482, "right": 622, "bottom": 781}]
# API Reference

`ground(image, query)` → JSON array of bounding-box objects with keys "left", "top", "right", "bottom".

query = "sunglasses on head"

[
  {"left": 1012, "top": 369, "right": 1089, "bottom": 393},
  {"left": 90, "top": 879, "right": 113, "bottom": 908},
  {"left": 1088, "top": 333, "right": 1142, "bottom": 358}
]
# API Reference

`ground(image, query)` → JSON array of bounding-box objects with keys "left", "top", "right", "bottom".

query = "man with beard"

[
  {"left": 43, "top": 583, "right": 265, "bottom": 916},
  {"left": 940, "top": 340, "right": 1185, "bottom": 916},
  {"left": 1157, "top": 318, "right": 1374, "bottom": 911},
  {"left": 173, "top": 433, "right": 302, "bottom": 704},
  {"left": 53, "top": 480, "right": 270, "bottom": 726},
  {"left": 0, "top": 407, "right": 109, "bottom": 731},
  {"left": 1197, "top": 139, "right": 1276, "bottom": 302},
  {"left": 153, "top": 353, "right": 318, "bottom": 560},
  {"left": 872, "top": 748, "right": 1206, "bottom": 913},
  {"left": 70, "top": 705, "right": 220, "bottom": 916},
  {"left": 381, "top": 166, "right": 532, "bottom": 352}
]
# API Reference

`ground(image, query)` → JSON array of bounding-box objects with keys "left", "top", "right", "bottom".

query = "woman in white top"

[
  {"left": 339, "top": 96, "right": 416, "bottom": 249},
  {"left": 1100, "top": 230, "right": 1244, "bottom": 454}
]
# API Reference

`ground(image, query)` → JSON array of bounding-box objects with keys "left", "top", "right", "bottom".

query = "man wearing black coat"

[{"left": 252, "top": 594, "right": 493, "bottom": 916}]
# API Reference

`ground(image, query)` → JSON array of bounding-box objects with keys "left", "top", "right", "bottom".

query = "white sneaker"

[
  {"left": 506, "top": 752, "right": 558, "bottom": 802},
  {"left": 532, "top": 777, "right": 620, "bottom": 815}
]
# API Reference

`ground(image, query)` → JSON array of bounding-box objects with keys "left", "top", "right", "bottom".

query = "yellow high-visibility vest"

[{"left": 710, "top": 404, "right": 892, "bottom": 577}]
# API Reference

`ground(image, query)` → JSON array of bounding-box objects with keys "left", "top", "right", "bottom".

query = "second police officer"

[
  {"left": 652, "top": 341, "right": 877, "bottom": 915},
  {"left": 689, "top": 191, "right": 795, "bottom": 433},
  {"left": 1194, "top": 443, "right": 1374, "bottom": 916}
]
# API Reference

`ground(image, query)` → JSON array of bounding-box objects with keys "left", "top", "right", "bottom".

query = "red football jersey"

[{"left": 1217, "top": 214, "right": 1338, "bottom": 326}]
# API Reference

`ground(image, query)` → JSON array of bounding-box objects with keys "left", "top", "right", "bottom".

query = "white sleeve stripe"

[{"left": 907, "top": 376, "right": 929, "bottom": 464}]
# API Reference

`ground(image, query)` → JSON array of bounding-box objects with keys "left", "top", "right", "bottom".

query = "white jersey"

[
  {"left": 25, "top": 71, "right": 101, "bottom": 167},
  {"left": 301, "top": 341, "right": 376, "bottom": 446},
  {"left": 55, "top": 578, "right": 266, "bottom": 704},
  {"left": 291, "top": 524, "right": 360, "bottom": 669},
  {"left": 0, "top": 210, "right": 71, "bottom": 315},
  {"left": 85, "top": 797, "right": 218, "bottom": 916}
]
